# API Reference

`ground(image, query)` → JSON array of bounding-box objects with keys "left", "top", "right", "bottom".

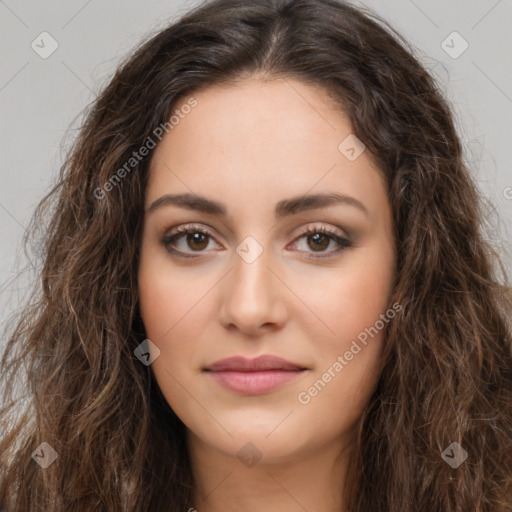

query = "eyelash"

[{"left": 161, "top": 223, "right": 352, "bottom": 261}]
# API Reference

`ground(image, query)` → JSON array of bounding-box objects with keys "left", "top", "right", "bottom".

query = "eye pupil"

[
  {"left": 307, "top": 233, "right": 329, "bottom": 251},
  {"left": 187, "top": 232, "right": 208, "bottom": 250}
]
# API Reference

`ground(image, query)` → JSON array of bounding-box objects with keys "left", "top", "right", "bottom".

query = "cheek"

[
  {"left": 291, "top": 245, "right": 394, "bottom": 353},
  {"left": 138, "top": 248, "right": 212, "bottom": 342},
  {"left": 138, "top": 259, "right": 205, "bottom": 419},
  {"left": 295, "top": 336, "right": 383, "bottom": 442},
  {"left": 291, "top": 246, "right": 394, "bottom": 412},
  {"left": 293, "top": 273, "right": 392, "bottom": 433},
  {"left": 137, "top": 253, "right": 208, "bottom": 411}
]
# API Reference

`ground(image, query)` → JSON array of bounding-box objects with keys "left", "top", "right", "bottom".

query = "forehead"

[
  {"left": 146, "top": 78, "right": 387, "bottom": 221},
  {"left": 165, "top": 77, "right": 350, "bottom": 162}
]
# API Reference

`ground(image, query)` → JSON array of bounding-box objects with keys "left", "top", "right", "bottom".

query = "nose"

[{"left": 218, "top": 243, "right": 288, "bottom": 337}]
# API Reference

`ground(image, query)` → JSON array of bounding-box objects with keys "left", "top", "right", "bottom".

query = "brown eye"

[
  {"left": 306, "top": 232, "right": 330, "bottom": 252},
  {"left": 184, "top": 232, "right": 209, "bottom": 251},
  {"left": 290, "top": 225, "right": 352, "bottom": 260},
  {"left": 162, "top": 225, "right": 219, "bottom": 258}
]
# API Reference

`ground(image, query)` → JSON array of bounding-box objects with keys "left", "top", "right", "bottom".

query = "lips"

[
  {"left": 204, "top": 355, "right": 307, "bottom": 372},
  {"left": 203, "top": 355, "right": 308, "bottom": 394}
]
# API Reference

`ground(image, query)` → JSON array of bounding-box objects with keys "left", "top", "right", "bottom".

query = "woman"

[{"left": 1, "top": 0, "right": 511, "bottom": 510}]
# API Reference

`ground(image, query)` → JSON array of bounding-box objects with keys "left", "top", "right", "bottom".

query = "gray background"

[{"left": 1, "top": 0, "right": 511, "bottom": 350}]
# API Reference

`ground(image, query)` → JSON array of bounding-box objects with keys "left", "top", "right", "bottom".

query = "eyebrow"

[{"left": 146, "top": 192, "right": 369, "bottom": 219}]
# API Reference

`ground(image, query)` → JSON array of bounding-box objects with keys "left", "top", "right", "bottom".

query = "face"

[{"left": 138, "top": 77, "right": 396, "bottom": 465}]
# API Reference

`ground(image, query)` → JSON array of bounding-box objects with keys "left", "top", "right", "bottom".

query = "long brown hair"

[{"left": 1, "top": 0, "right": 511, "bottom": 510}]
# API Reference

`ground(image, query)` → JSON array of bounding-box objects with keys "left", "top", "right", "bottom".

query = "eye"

[
  {"left": 288, "top": 224, "right": 352, "bottom": 260},
  {"left": 161, "top": 223, "right": 352, "bottom": 260},
  {"left": 162, "top": 224, "right": 221, "bottom": 258}
]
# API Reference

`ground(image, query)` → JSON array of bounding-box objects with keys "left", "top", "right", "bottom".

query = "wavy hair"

[{"left": 1, "top": 0, "right": 511, "bottom": 510}]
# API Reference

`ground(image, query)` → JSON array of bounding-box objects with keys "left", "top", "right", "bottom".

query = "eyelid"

[
  {"left": 163, "top": 222, "right": 348, "bottom": 242},
  {"left": 163, "top": 222, "right": 223, "bottom": 247},
  {"left": 293, "top": 223, "right": 348, "bottom": 241}
]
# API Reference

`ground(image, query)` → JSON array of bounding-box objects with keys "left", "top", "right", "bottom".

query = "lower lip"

[{"left": 206, "top": 369, "right": 306, "bottom": 394}]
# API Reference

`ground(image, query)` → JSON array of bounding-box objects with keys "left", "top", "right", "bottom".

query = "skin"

[{"left": 138, "top": 77, "right": 396, "bottom": 512}]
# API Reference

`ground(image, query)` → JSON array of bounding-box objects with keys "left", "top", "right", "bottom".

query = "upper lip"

[{"left": 204, "top": 355, "right": 307, "bottom": 372}]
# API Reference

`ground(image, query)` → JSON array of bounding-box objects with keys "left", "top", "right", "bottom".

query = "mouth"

[{"left": 203, "top": 355, "right": 309, "bottom": 395}]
